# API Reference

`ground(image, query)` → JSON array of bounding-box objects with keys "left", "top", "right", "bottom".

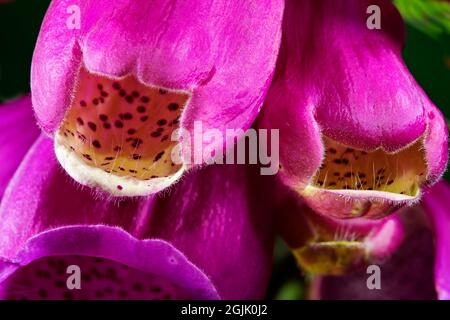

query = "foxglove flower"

[
  {"left": 32, "top": 0, "right": 283, "bottom": 196},
  {"left": 277, "top": 187, "right": 404, "bottom": 275},
  {"left": 259, "top": 0, "right": 448, "bottom": 218},
  {"left": 0, "top": 100, "right": 275, "bottom": 299},
  {"left": 311, "top": 181, "right": 450, "bottom": 300}
]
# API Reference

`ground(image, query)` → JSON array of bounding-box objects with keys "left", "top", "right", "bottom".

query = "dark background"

[{"left": 0, "top": 0, "right": 449, "bottom": 299}]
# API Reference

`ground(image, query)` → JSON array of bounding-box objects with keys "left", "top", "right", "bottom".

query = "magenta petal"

[
  {"left": 31, "top": 0, "right": 82, "bottom": 133},
  {"left": 276, "top": 0, "right": 425, "bottom": 150},
  {"left": 147, "top": 164, "right": 275, "bottom": 299},
  {"left": 31, "top": 0, "right": 284, "bottom": 134},
  {"left": 365, "top": 214, "right": 404, "bottom": 261},
  {"left": 0, "top": 136, "right": 274, "bottom": 299},
  {"left": 259, "top": 0, "right": 448, "bottom": 218},
  {"left": 0, "top": 135, "right": 147, "bottom": 259},
  {"left": 423, "top": 102, "right": 449, "bottom": 185},
  {"left": 259, "top": 82, "right": 324, "bottom": 189},
  {"left": 0, "top": 95, "right": 40, "bottom": 199},
  {"left": 422, "top": 182, "right": 450, "bottom": 300}
]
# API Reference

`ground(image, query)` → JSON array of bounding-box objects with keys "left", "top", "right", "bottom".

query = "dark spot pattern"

[
  {"left": 57, "top": 66, "right": 189, "bottom": 185},
  {"left": 311, "top": 136, "right": 427, "bottom": 196},
  {"left": 87, "top": 122, "right": 97, "bottom": 132},
  {"left": 0, "top": 255, "right": 191, "bottom": 300},
  {"left": 167, "top": 103, "right": 179, "bottom": 111},
  {"left": 92, "top": 140, "right": 101, "bottom": 149}
]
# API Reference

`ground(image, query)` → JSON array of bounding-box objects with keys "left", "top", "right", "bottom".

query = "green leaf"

[
  {"left": 274, "top": 280, "right": 305, "bottom": 300},
  {"left": 394, "top": 0, "right": 450, "bottom": 38}
]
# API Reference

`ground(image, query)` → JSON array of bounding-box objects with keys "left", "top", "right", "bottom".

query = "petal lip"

[
  {"left": 305, "top": 185, "right": 417, "bottom": 201},
  {"left": 54, "top": 137, "right": 186, "bottom": 197},
  {"left": 301, "top": 185, "right": 418, "bottom": 219},
  {"left": 0, "top": 225, "right": 219, "bottom": 299}
]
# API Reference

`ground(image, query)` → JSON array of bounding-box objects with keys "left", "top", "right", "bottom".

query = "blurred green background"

[{"left": 0, "top": 0, "right": 449, "bottom": 300}]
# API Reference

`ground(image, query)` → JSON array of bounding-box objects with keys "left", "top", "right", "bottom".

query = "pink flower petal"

[
  {"left": 422, "top": 181, "right": 450, "bottom": 300},
  {"left": 0, "top": 95, "right": 40, "bottom": 199}
]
